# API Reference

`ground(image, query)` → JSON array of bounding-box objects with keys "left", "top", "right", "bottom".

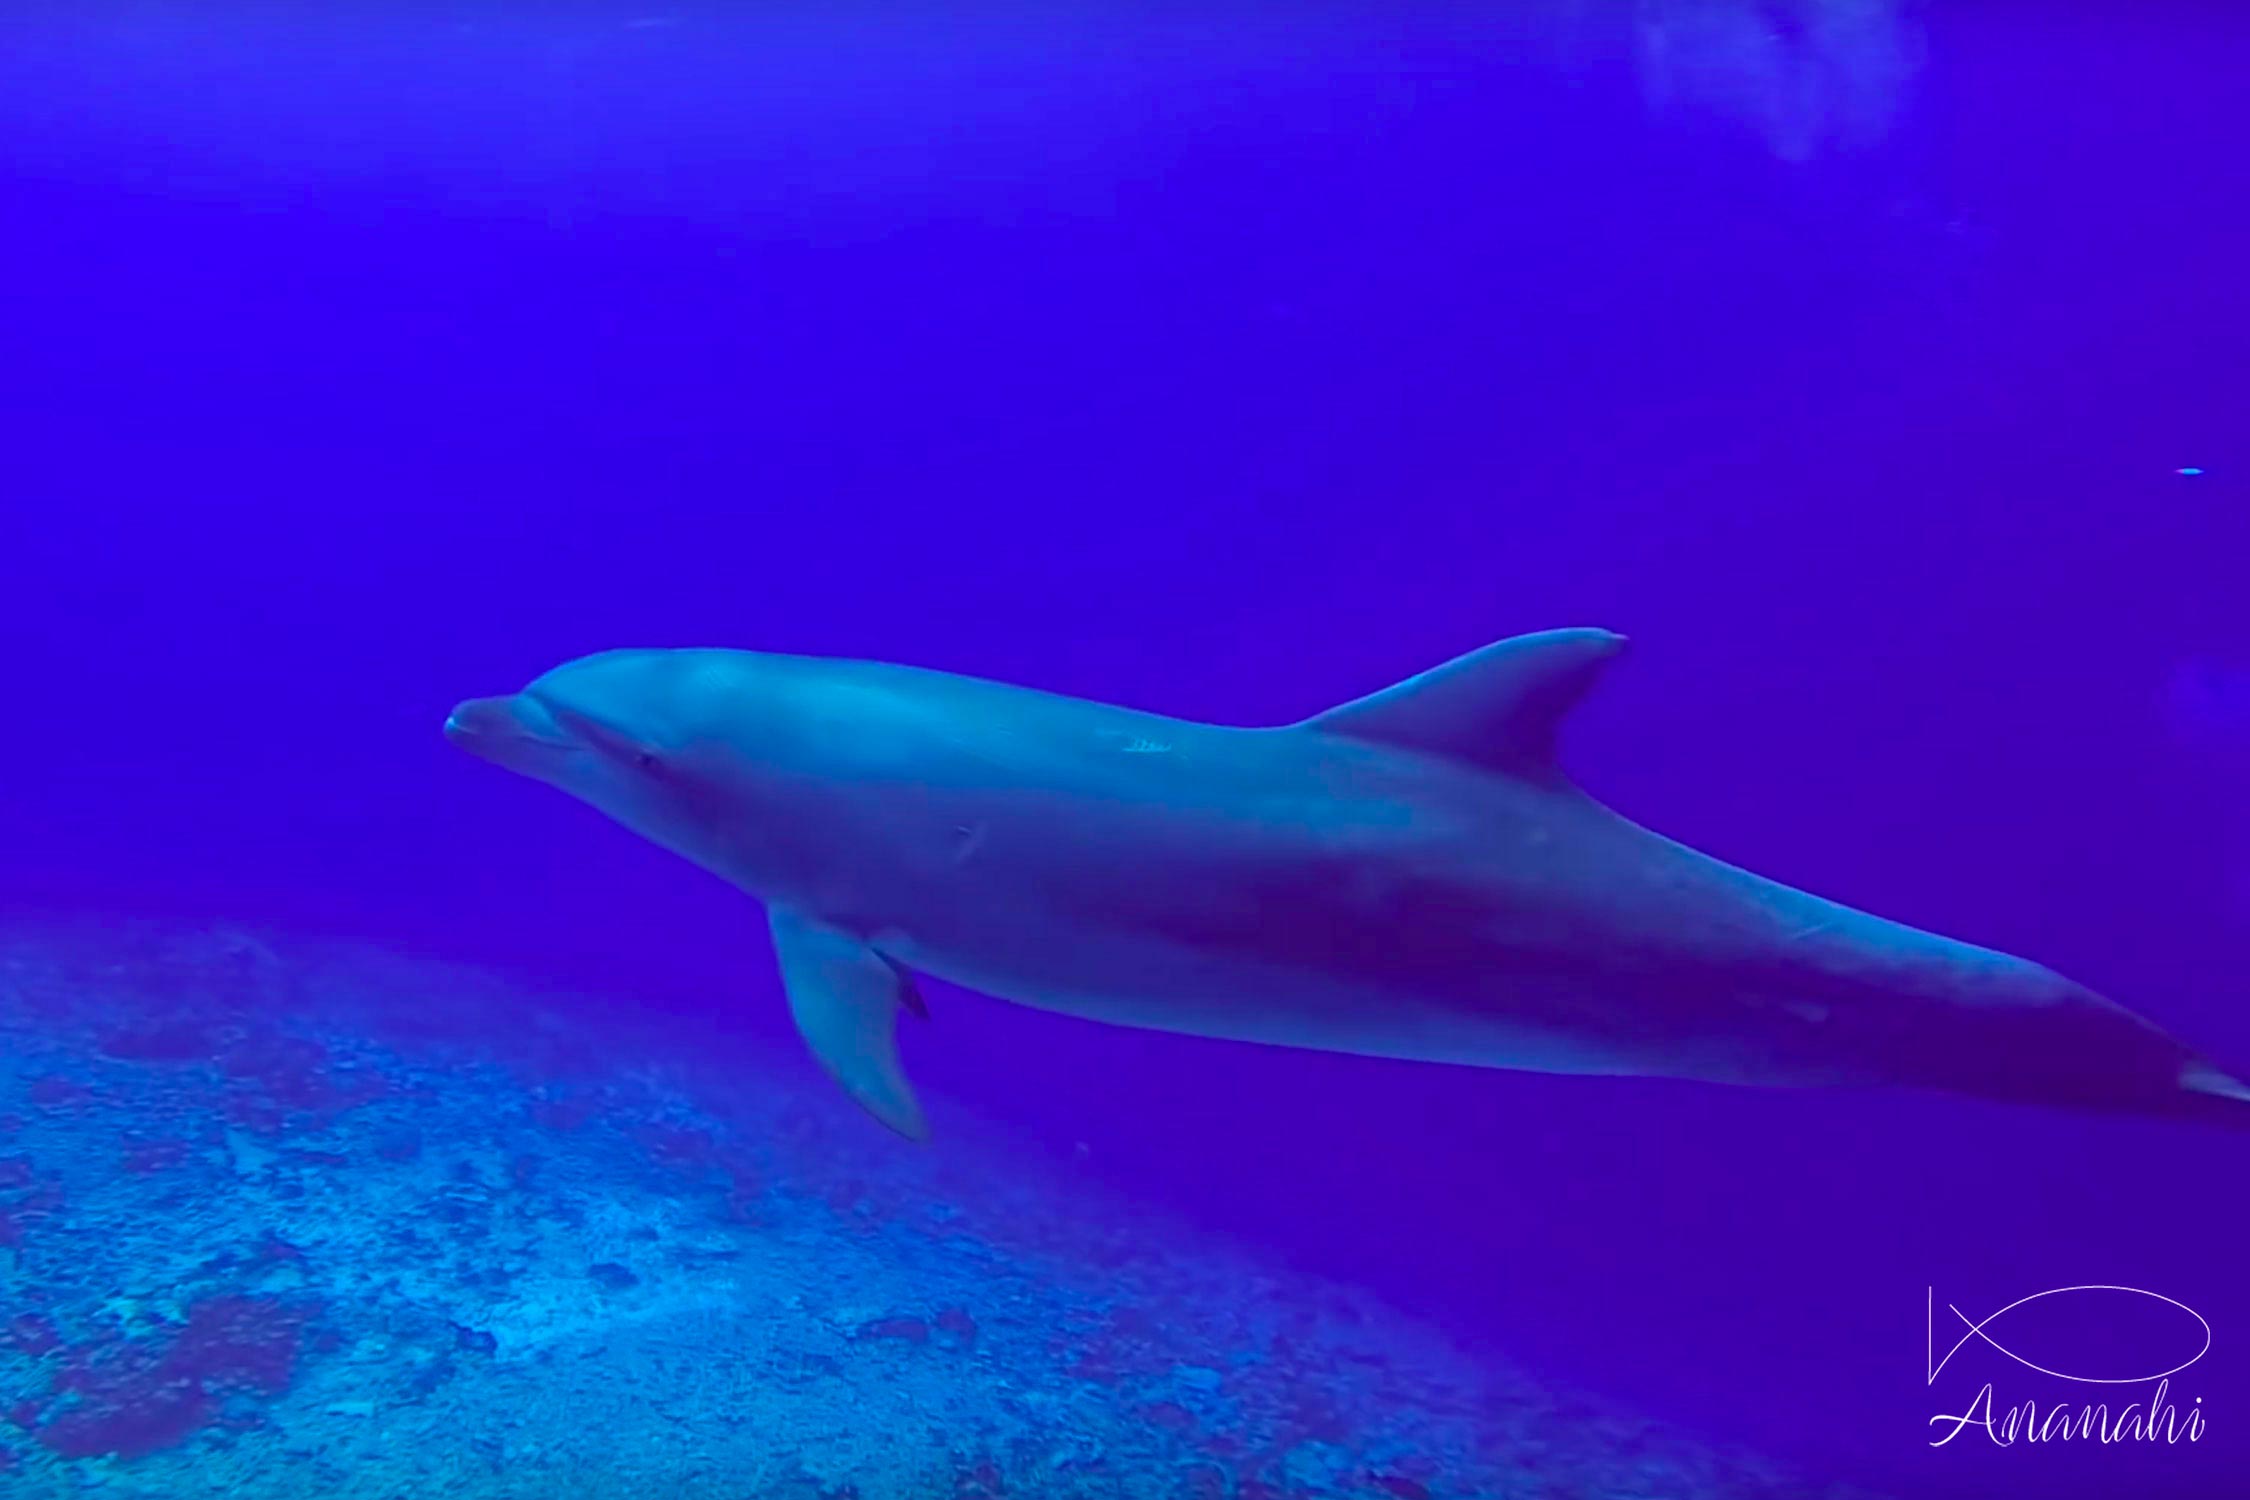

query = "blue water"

[{"left": 3, "top": 6, "right": 2246, "bottom": 1497}]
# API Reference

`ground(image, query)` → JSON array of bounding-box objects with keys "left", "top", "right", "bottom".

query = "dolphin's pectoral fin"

[
  {"left": 1299, "top": 626, "right": 1627, "bottom": 777},
  {"left": 767, "top": 905, "right": 930, "bottom": 1141}
]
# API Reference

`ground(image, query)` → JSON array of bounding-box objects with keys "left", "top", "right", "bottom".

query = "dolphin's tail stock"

[
  {"left": 2168, "top": 1057, "right": 2250, "bottom": 1129},
  {"left": 1898, "top": 953, "right": 2250, "bottom": 1132}
]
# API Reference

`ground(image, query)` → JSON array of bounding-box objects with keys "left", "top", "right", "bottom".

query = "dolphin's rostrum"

[{"left": 446, "top": 630, "right": 2250, "bottom": 1140}]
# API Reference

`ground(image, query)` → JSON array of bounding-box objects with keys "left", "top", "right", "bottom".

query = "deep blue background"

[{"left": 4, "top": 5, "right": 2247, "bottom": 1497}]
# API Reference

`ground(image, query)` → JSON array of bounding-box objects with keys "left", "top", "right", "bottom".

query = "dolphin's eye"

[{"left": 635, "top": 750, "right": 660, "bottom": 771}]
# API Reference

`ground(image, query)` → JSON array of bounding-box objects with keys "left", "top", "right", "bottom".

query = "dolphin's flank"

[{"left": 446, "top": 630, "right": 2250, "bottom": 1140}]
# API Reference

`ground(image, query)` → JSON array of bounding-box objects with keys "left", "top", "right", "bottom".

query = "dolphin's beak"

[
  {"left": 445, "top": 694, "right": 574, "bottom": 771},
  {"left": 445, "top": 695, "right": 518, "bottom": 749}
]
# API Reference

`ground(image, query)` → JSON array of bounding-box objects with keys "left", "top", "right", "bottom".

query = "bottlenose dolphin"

[{"left": 445, "top": 630, "right": 2250, "bottom": 1140}]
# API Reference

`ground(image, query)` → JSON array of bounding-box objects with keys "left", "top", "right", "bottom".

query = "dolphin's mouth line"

[
  {"left": 443, "top": 714, "right": 580, "bottom": 754},
  {"left": 446, "top": 691, "right": 592, "bottom": 755}
]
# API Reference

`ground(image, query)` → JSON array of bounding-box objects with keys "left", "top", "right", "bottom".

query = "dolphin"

[{"left": 444, "top": 629, "right": 2250, "bottom": 1140}]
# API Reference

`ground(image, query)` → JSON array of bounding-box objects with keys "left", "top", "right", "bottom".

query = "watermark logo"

[{"left": 1926, "top": 1285, "right": 2209, "bottom": 1447}]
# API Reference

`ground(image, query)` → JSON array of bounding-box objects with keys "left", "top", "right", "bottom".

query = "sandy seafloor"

[{"left": 0, "top": 919, "right": 1881, "bottom": 1500}]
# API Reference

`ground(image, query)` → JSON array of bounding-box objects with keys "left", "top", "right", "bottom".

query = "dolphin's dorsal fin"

[
  {"left": 768, "top": 905, "right": 930, "bottom": 1141},
  {"left": 1299, "top": 628, "right": 1626, "bottom": 775}
]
